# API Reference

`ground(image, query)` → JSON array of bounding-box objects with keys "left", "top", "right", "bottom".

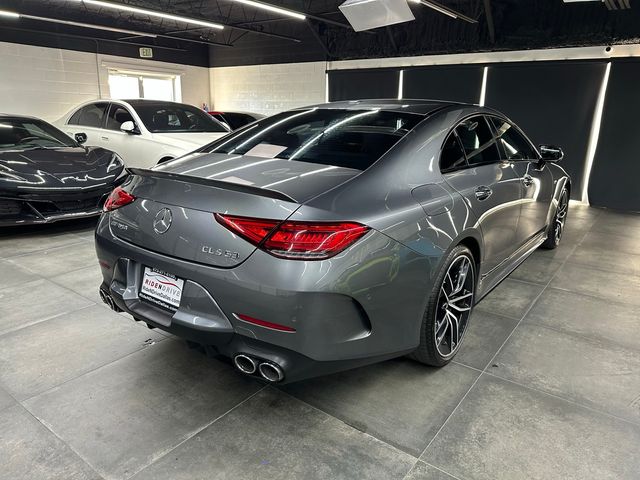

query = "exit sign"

[{"left": 139, "top": 47, "right": 153, "bottom": 58}]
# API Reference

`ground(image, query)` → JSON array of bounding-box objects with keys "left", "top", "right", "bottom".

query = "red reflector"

[
  {"left": 215, "top": 213, "right": 369, "bottom": 260},
  {"left": 98, "top": 260, "right": 111, "bottom": 270},
  {"left": 235, "top": 313, "right": 296, "bottom": 332},
  {"left": 104, "top": 186, "right": 136, "bottom": 212}
]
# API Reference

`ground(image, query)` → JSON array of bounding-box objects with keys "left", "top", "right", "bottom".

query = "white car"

[{"left": 56, "top": 99, "right": 230, "bottom": 168}]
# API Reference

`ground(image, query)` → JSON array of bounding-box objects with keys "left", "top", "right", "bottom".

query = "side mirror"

[
  {"left": 539, "top": 145, "right": 564, "bottom": 162},
  {"left": 74, "top": 132, "right": 87, "bottom": 144},
  {"left": 120, "top": 121, "right": 138, "bottom": 134}
]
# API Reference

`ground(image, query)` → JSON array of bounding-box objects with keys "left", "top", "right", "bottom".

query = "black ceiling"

[{"left": 0, "top": 0, "right": 639, "bottom": 67}]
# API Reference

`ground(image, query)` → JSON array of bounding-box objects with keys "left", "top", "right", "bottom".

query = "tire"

[
  {"left": 411, "top": 245, "right": 476, "bottom": 367},
  {"left": 541, "top": 187, "right": 569, "bottom": 250}
]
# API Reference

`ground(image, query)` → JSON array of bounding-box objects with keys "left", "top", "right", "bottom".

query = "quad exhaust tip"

[
  {"left": 99, "top": 288, "right": 123, "bottom": 313},
  {"left": 233, "top": 354, "right": 257, "bottom": 375},
  {"left": 258, "top": 362, "right": 284, "bottom": 383},
  {"left": 233, "top": 354, "right": 285, "bottom": 382}
]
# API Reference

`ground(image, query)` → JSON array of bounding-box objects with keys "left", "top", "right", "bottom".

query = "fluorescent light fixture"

[
  {"left": 230, "top": 0, "right": 305, "bottom": 20},
  {"left": 398, "top": 70, "right": 404, "bottom": 100},
  {"left": 20, "top": 13, "right": 157, "bottom": 37},
  {"left": 408, "top": 0, "right": 457, "bottom": 19},
  {"left": 67, "top": 0, "right": 224, "bottom": 30},
  {"left": 582, "top": 61, "right": 611, "bottom": 203},
  {"left": 0, "top": 9, "right": 20, "bottom": 18},
  {"left": 479, "top": 66, "right": 488, "bottom": 106}
]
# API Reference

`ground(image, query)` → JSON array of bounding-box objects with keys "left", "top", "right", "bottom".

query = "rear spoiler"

[{"left": 126, "top": 168, "right": 296, "bottom": 203}]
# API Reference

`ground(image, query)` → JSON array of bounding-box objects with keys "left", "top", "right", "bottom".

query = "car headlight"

[{"left": 107, "top": 153, "right": 124, "bottom": 173}]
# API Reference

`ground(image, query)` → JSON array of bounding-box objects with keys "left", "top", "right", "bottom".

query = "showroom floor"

[{"left": 1, "top": 203, "right": 639, "bottom": 480}]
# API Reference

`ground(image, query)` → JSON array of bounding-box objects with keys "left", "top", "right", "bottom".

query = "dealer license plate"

[{"left": 139, "top": 267, "right": 184, "bottom": 310}]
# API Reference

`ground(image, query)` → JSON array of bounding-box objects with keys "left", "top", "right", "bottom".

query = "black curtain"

[
  {"left": 485, "top": 61, "right": 606, "bottom": 199},
  {"left": 588, "top": 60, "right": 640, "bottom": 212},
  {"left": 328, "top": 69, "right": 400, "bottom": 102},
  {"left": 403, "top": 65, "right": 484, "bottom": 103}
]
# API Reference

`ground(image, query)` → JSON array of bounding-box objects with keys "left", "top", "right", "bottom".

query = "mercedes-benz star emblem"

[{"left": 153, "top": 208, "right": 173, "bottom": 235}]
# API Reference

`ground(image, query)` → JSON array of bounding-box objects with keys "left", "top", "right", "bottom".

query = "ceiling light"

[
  {"left": 20, "top": 13, "right": 157, "bottom": 37},
  {"left": 67, "top": 0, "right": 224, "bottom": 30},
  {"left": 408, "top": 0, "right": 457, "bottom": 19},
  {"left": 0, "top": 10, "right": 20, "bottom": 18},
  {"left": 230, "top": 0, "right": 306, "bottom": 20}
]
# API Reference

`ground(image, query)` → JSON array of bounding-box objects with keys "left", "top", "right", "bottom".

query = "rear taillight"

[
  {"left": 104, "top": 186, "right": 136, "bottom": 212},
  {"left": 215, "top": 214, "right": 369, "bottom": 260}
]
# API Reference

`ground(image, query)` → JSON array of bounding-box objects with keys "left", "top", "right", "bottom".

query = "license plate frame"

[{"left": 139, "top": 266, "right": 184, "bottom": 311}]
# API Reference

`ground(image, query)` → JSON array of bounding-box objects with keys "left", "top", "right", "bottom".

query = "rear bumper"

[{"left": 95, "top": 213, "right": 433, "bottom": 382}]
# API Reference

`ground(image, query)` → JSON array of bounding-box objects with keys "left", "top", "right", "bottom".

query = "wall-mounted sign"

[{"left": 139, "top": 47, "right": 153, "bottom": 59}]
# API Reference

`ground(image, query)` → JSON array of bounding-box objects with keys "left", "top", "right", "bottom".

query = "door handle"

[
  {"left": 101, "top": 136, "right": 109, "bottom": 141},
  {"left": 474, "top": 186, "right": 493, "bottom": 201},
  {"left": 522, "top": 174, "right": 534, "bottom": 187}
]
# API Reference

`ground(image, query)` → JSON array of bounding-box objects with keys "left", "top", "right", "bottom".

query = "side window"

[
  {"left": 490, "top": 117, "right": 538, "bottom": 160},
  {"left": 68, "top": 108, "right": 83, "bottom": 125},
  {"left": 105, "top": 104, "right": 134, "bottom": 131},
  {"left": 455, "top": 116, "right": 500, "bottom": 166},
  {"left": 73, "top": 103, "right": 109, "bottom": 128},
  {"left": 440, "top": 133, "right": 467, "bottom": 172}
]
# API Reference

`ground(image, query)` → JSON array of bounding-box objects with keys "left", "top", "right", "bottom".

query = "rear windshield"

[{"left": 201, "top": 109, "right": 422, "bottom": 170}]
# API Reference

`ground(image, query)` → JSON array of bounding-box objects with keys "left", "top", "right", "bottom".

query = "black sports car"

[{"left": 0, "top": 114, "right": 126, "bottom": 226}]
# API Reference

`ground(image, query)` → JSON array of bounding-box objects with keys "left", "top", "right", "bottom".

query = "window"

[
  {"left": 219, "top": 113, "right": 258, "bottom": 131},
  {"left": 108, "top": 71, "right": 180, "bottom": 102},
  {"left": 68, "top": 103, "right": 109, "bottom": 128},
  {"left": 440, "top": 133, "right": 467, "bottom": 172},
  {"left": 203, "top": 109, "right": 422, "bottom": 171},
  {"left": 129, "top": 101, "right": 227, "bottom": 133},
  {"left": 105, "top": 104, "right": 134, "bottom": 131},
  {"left": 454, "top": 116, "right": 500, "bottom": 166},
  {"left": 0, "top": 117, "right": 75, "bottom": 151},
  {"left": 490, "top": 117, "right": 538, "bottom": 160}
]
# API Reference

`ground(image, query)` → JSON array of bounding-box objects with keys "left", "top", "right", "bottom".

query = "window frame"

[
  {"left": 439, "top": 114, "right": 503, "bottom": 174},
  {"left": 67, "top": 102, "right": 110, "bottom": 129},
  {"left": 486, "top": 115, "right": 541, "bottom": 162},
  {"left": 105, "top": 102, "right": 136, "bottom": 132}
]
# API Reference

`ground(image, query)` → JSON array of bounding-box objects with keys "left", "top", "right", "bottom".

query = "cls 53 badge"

[{"left": 202, "top": 245, "right": 240, "bottom": 259}]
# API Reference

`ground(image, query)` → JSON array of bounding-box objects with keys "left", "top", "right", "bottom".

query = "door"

[
  {"left": 103, "top": 103, "right": 141, "bottom": 164},
  {"left": 489, "top": 117, "right": 553, "bottom": 247},
  {"left": 65, "top": 102, "right": 110, "bottom": 147},
  {"left": 441, "top": 116, "right": 523, "bottom": 275}
]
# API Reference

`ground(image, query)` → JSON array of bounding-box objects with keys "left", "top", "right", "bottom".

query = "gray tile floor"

[{"left": 1, "top": 204, "right": 639, "bottom": 480}]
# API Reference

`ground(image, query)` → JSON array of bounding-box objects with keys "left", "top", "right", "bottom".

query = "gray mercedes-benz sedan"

[{"left": 95, "top": 99, "right": 570, "bottom": 383}]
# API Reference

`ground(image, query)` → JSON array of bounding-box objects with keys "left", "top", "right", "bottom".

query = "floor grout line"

[
  {"left": 16, "top": 402, "right": 107, "bottom": 480},
  {"left": 418, "top": 222, "right": 590, "bottom": 461},
  {"left": 124, "top": 385, "right": 269, "bottom": 480},
  {"left": 453, "top": 359, "right": 640, "bottom": 429},
  {"left": 0, "top": 302, "right": 97, "bottom": 339},
  {"left": 275, "top": 386, "right": 421, "bottom": 461},
  {"left": 0, "top": 238, "right": 91, "bottom": 260},
  {"left": 19, "top": 333, "right": 170, "bottom": 404}
]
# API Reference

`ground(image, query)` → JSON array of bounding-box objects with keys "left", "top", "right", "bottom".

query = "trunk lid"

[
  {"left": 110, "top": 153, "right": 361, "bottom": 268},
  {"left": 109, "top": 169, "right": 301, "bottom": 268},
  {"left": 155, "top": 152, "right": 361, "bottom": 204}
]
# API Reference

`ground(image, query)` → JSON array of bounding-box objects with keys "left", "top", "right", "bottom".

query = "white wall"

[
  {"left": 0, "top": 41, "right": 210, "bottom": 122},
  {"left": 209, "top": 62, "right": 327, "bottom": 115}
]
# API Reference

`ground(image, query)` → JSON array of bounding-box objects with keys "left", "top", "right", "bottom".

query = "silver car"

[{"left": 95, "top": 99, "right": 570, "bottom": 383}]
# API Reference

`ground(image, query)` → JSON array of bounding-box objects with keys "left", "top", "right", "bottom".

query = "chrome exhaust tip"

[
  {"left": 100, "top": 289, "right": 123, "bottom": 313},
  {"left": 258, "top": 362, "right": 284, "bottom": 383},
  {"left": 233, "top": 354, "right": 257, "bottom": 375}
]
